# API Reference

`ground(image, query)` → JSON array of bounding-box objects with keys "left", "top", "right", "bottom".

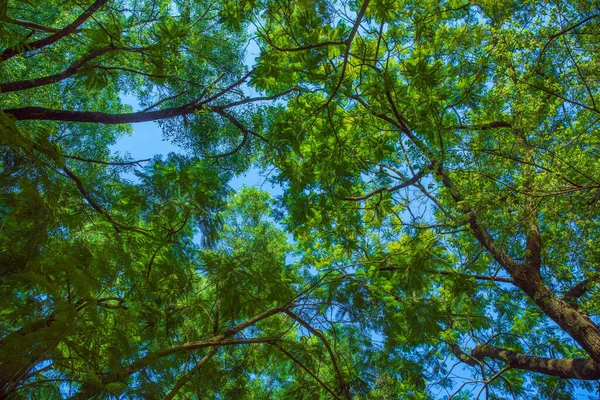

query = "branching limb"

[
  {"left": 0, "top": 46, "right": 115, "bottom": 93},
  {"left": 342, "top": 167, "right": 427, "bottom": 201},
  {"left": 63, "top": 155, "right": 151, "bottom": 167},
  {"left": 323, "top": 0, "right": 371, "bottom": 107},
  {"left": 470, "top": 344, "right": 600, "bottom": 380},
  {"left": 270, "top": 342, "right": 343, "bottom": 400},
  {"left": 164, "top": 348, "right": 218, "bottom": 400},
  {"left": 4, "top": 86, "right": 295, "bottom": 124},
  {"left": 2, "top": 17, "right": 62, "bottom": 33},
  {"left": 564, "top": 274, "right": 599, "bottom": 303},
  {"left": 536, "top": 13, "right": 600, "bottom": 70},
  {"left": 284, "top": 310, "right": 349, "bottom": 398},
  {"left": 1, "top": 0, "right": 110, "bottom": 62}
]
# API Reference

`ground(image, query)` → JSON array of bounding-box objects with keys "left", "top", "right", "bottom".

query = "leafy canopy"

[{"left": 1, "top": 0, "right": 600, "bottom": 398}]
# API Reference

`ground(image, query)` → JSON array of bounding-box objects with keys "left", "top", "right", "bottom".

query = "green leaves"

[{"left": 2, "top": 0, "right": 600, "bottom": 398}]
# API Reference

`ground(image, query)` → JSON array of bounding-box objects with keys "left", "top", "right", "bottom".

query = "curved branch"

[
  {"left": 3, "top": 87, "right": 294, "bottom": 124},
  {"left": 323, "top": 0, "right": 371, "bottom": 107},
  {"left": 0, "top": 46, "right": 115, "bottom": 93},
  {"left": 164, "top": 348, "right": 219, "bottom": 400},
  {"left": 284, "top": 310, "right": 349, "bottom": 398},
  {"left": 564, "top": 274, "right": 599, "bottom": 303},
  {"left": 123, "top": 303, "right": 292, "bottom": 377},
  {"left": 536, "top": 13, "right": 600, "bottom": 70},
  {"left": 1, "top": 0, "right": 109, "bottom": 62},
  {"left": 471, "top": 344, "right": 600, "bottom": 380},
  {"left": 270, "top": 342, "right": 342, "bottom": 400}
]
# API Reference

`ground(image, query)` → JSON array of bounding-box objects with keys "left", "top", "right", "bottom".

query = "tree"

[{"left": 1, "top": 0, "right": 600, "bottom": 398}]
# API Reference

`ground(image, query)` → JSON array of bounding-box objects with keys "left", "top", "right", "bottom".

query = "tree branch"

[
  {"left": 270, "top": 342, "right": 343, "bottom": 400},
  {"left": 1, "top": 0, "right": 109, "bottom": 62},
  {"left": 64, "top": 155, "right": 151, "bottom": 166},
  {"left": 471, "top": 344, "right": 600, "bottom": 380},
  {"left": 536, "top": 13, "right": 600, "bottom": 70},
  {"left": 375, "top": 87, "right": 600, "bottom": 362},
  {"left": 451, "top": 121, "right": 512, "bottom": 130},
  {"left": 3, "top": 88, "right": 294, "bottom": 124},
  {"left": 284, "top": 310, "right": 349, "bottom": 398},
  {"left": 3, "top": 17, "right": 62, "bottom": 33},
  {"left": 123, "top": 303, "right": 292, "bottom": 376},
  {"left": 0, "top": 46, "right": 153, "bottom": 93},
  {"left": 164, "top": 348, "right": 219, "bottom": 400},
  {"left": 564, "top": 274, "right": 599, "bottom": 303},
  {"left": 342, "top": 167, "right": 427, "bottom": 201}
]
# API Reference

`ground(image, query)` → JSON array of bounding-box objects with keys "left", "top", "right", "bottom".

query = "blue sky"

[{"left": 110, "top": 93, "right": 281, "bottom": 194}]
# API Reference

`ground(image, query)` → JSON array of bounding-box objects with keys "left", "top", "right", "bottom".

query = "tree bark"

[
  {"left": 515, "top": 272, "right": 600, "bottom": 364},
  {"left": 471, "top": 344, "right": 600, "bottom": 380},
  {"left": 3, "top": 103, "right": 200, "bottom": 124},
  {"left": 1, "top": 0, "right": 109, "bottom": 62}
]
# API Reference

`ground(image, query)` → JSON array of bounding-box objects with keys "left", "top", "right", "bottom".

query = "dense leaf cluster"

[{"left": 1, "top": 0, "right": 600, "bottom": 398}]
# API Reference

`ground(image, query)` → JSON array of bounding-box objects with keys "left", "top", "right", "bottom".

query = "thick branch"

[
  {"left": 123, "top": 303, "right": 291, "bottom": 376},
  {"left": 1, "top": 0, "right": 109, "bottom": 62},
  {"left": 376, "top": 89, "right": 600, "bottom": 361},
  {"left": 471, "top": 344, "right": 600, "bottom": 380},
  {"left": 564, "top": 274, "right": 599, "bottom": 303},
  {"left": 4, "top": 103, "right": 201, "bottom": 124},
  {"left": 3, "top": 87, "right": 293, "bottom": 124}
]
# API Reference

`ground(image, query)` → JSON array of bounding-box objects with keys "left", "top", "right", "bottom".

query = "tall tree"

[{"left": 1, "top": 0, "right": 600, "bottom": 398}]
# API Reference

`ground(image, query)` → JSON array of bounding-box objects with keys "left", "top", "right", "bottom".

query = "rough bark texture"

[
  {"left": 516, "top": 272, "right": 600, "bottom": 364},
  {"left": 472, "top": 344, "right": 600, "bottom": 380}
]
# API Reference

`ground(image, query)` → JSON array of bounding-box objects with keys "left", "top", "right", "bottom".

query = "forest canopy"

[{"left": 1, "top": 0, "right": 600, "bottom": 398}]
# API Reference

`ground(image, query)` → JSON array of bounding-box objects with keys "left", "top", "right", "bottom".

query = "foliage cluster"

[{"left": 1, "top": 0, "right": 600, "bottom": 398}]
